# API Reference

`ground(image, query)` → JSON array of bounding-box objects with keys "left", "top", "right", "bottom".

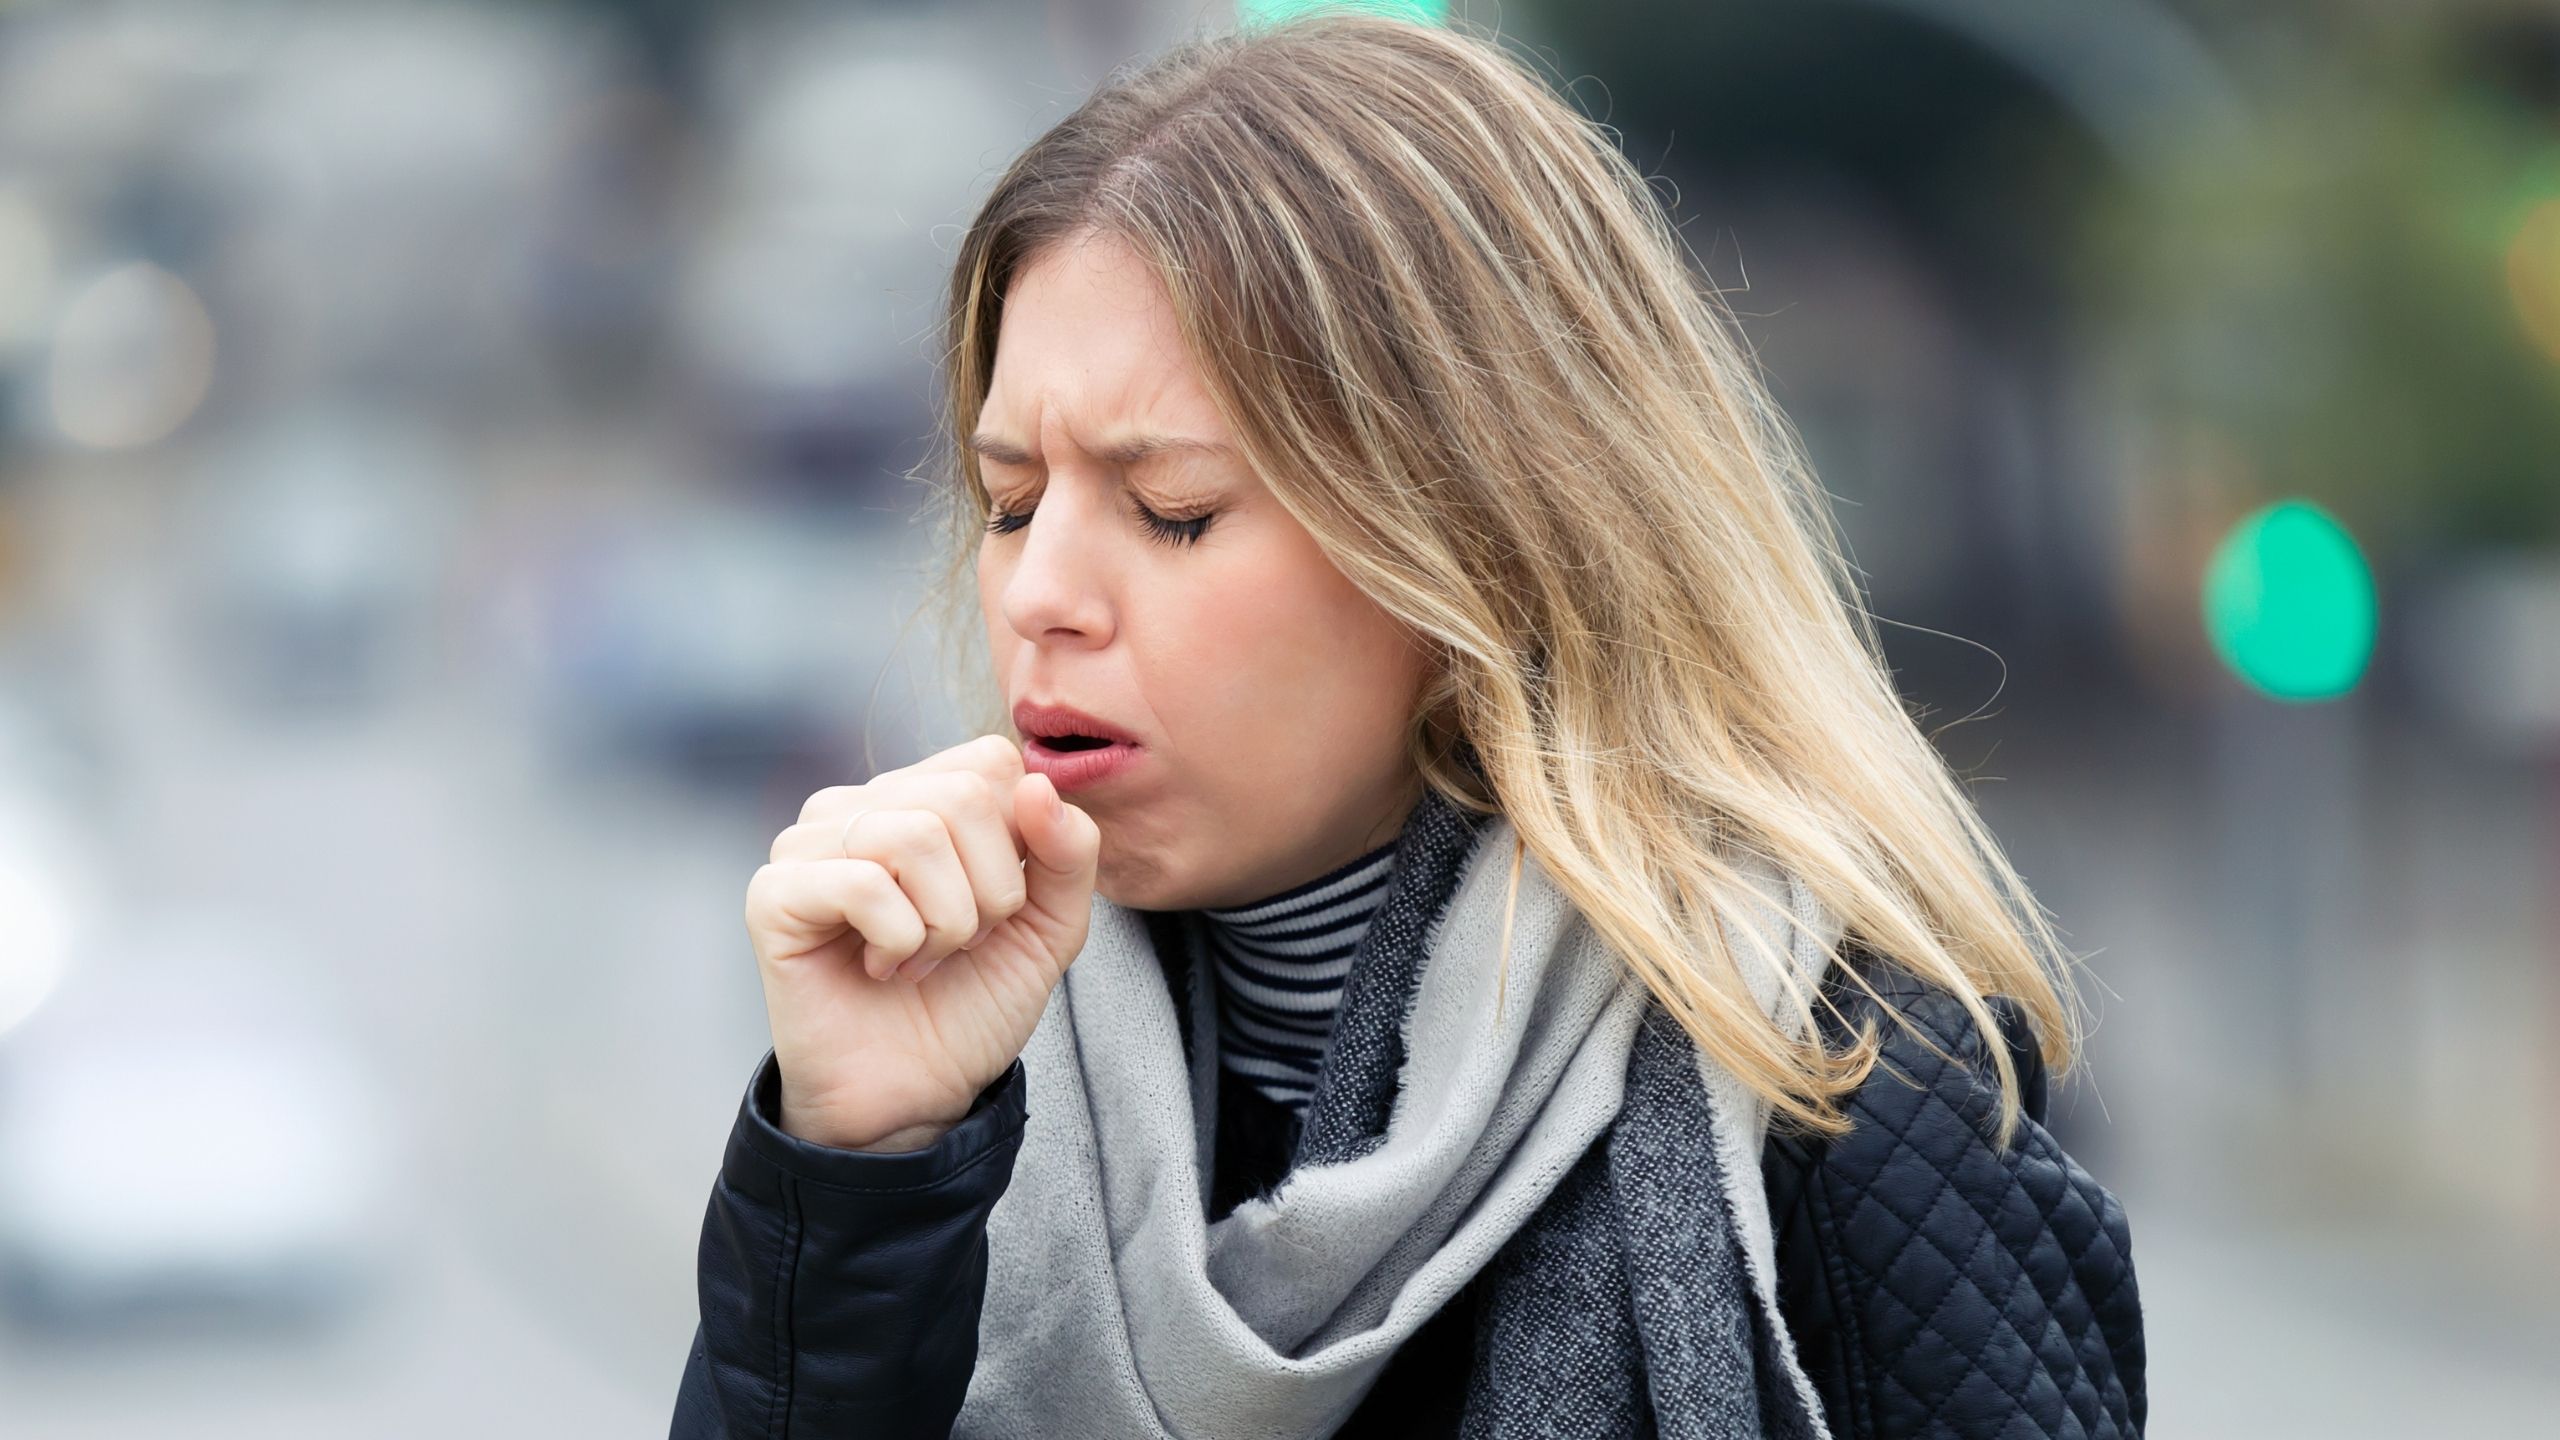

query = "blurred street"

[{"left": 1, "top": 1, "right": 2555, "bottom": 1433}]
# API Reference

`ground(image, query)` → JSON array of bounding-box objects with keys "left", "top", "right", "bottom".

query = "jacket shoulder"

[{"left": 1760, "top": 945, "right": 2147, "bottom": 1439}]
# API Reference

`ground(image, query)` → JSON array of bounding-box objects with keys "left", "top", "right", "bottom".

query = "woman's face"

[{"left": 976, "top": 230, "right": 1428, "bottom": 911}]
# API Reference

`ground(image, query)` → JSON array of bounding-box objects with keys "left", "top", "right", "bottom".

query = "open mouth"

[{"left": 1018, "top": 718, "right": 1145, "bottom": 793}]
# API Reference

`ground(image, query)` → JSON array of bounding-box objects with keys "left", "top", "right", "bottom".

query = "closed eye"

[
  {"left": 1133, "top": 502, "right": 1214, "bottom": 547},
  {"left": 983, "top": 496, "right": 1217, "bottom": 548}
]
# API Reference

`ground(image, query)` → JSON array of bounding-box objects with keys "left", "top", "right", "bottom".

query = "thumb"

[{"left": 1016, "top": 771, "right": 1100, "bottom": 919}]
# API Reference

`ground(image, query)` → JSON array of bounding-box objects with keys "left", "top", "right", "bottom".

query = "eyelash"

[{"left": 983, "top": 497, "right": 1216, "bottom": 548}]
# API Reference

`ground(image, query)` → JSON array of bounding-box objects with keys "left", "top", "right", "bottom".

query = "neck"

[
  {"left": 1199, "top": 831, "right": 1404, "bottom": 1113},
  {"left": 1269, "top": 774, "right": 1426, "bottom": 901}
]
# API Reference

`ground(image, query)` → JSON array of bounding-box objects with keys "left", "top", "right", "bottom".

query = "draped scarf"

[{"left": 954, "top": 786, "right": 1838, "bottom": 1439}]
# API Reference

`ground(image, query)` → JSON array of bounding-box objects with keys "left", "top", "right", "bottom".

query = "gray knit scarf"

[{"left": 954, "top": 786, "right": 1839, "bottom": 1439}]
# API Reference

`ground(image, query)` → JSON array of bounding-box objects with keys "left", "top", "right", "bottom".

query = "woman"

[{"left": 671, "top": 12, "right": 2143, "bottom": 1439}]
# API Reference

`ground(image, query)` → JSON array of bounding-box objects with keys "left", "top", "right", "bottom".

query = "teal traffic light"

[
  {"left": 1240, "top": 0, "right": 1448, "bottom": 26},
  {"left": 2201, "top": 499, "right": 2377, "bottom": 701}
]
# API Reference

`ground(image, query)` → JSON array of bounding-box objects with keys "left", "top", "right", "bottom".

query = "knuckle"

[
  {"left": 872, "top": 897, "right": 927, "bottom": 951},
  {"left": 744, "top": 862, "right": 784, "bottom": 920},
  {"left": 841, "top": 861, "right": 909, "bottom": 937},
  {"left": 779, "top": 815, "right": 847, "bottom": 862},
  {"left": 841, "top": 855, "right": 894, "bottom": 895},
  {"left": 884, "top": 808, "right": 951, "bottom": 858},
  {"left": 934, "top": 769, "right": 1003, "bottom": 821},
  {"left": 796, "top": 784, "right": 862, "bottom": 825},
  {"left": 837, "top": 807, "right": 944, "bottom": 862}
]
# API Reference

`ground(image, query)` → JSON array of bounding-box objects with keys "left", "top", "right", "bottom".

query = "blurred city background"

[{"left": 0, "top": 0, "right": 2552, "bottom": 1433}]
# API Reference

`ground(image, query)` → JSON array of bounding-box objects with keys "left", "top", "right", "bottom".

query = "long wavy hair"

[{"left": 911, "top": 10, "right": 2085, "bottom": 1141}]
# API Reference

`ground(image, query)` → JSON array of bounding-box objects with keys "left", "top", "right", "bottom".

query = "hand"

[{"left": 743, "top": 733, "right": 1101, "bottom": 1151}]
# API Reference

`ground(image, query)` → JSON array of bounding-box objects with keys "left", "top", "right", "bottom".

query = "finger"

[
  {"left": 904, "top": 770, "right": 1030, "bottom": 950},
  {"left": 785, "top": 735, "right": 1027, "bottom": 857},
  {"left": 835, "top": 809, "right": 979, "bottom": 978},
  {"left": 771, "top": 768, "right": 1028, "bottom": 876},
  {"left": 746, "top": 858, "right": 924, "bottom": 977},
  {"left": 794, "top": 782, "right": 865, "bottom": 828},
  {"left": 1013, "top": 771, "right": 1099, "bottom": 942},
  {"left": 850, "top": 772, "right": 1026, "bottom": 984},
  {"left": 908, "top": 731, "right": 1027, "bottom": 784}
]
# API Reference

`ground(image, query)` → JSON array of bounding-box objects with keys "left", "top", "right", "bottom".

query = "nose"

[{"left": 993, "top": 476, "right": 1117, "bottom": 649}]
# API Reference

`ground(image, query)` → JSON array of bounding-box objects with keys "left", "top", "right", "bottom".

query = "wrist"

[
  {"left": 778, "top": 1090, "right": 968, "bottom": 1153},
  {"left": 840, "top": 1119, "right": 957, "bottom": 1153},
  {"left": 726, "top": 1053, "right": 1030, "bottom": 1210}
]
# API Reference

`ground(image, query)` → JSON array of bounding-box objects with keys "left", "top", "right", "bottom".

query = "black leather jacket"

[{"left": 669, "top": 960, "right": 2145, "bottom": 1438}]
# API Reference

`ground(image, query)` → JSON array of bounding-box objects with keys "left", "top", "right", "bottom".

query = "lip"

[
  {"left": 1012, "top": 700, "right": 1142, "bottom": 748},
  {"left": 1013, "top": 699, "right": 1146, "bottom": 796},
  {"left": 1022, "top": 735, "right": 1144, "bottom": 794}
]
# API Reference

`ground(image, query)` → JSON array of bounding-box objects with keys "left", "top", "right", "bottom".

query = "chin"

[
  {"left": 1092, "top": 851, "right": 1180, "bottom": 913},
  {"left": 1098, "top": 837, "right": 1248, "bottom": 913}
]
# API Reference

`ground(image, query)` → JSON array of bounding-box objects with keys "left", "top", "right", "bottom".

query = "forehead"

[{"left": 981, "top": 232, "right": 1230, "bottom": 447}]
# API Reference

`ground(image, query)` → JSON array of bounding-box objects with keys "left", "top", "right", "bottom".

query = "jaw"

[{"left": 1086, "top": 807, "right": 1211, "bottom": 913}]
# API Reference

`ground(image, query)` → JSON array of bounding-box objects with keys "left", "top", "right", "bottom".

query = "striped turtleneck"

[{"left": 1199, "top": 838, "right": 1402, "bottom": 1112}]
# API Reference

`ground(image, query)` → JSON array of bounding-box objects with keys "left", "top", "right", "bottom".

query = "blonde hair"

[{"left": 915, "top": 10, "right": 2085, "bottom": 1141}]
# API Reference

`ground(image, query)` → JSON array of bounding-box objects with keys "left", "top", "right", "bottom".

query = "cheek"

[
  {"left": 1149, "top": 543, "right": 1418, "bottom": 760},
  {"left": 976, "top": 547, "right": 1011, "bottom": 650},
  {"left": 978, "top": 589, "right": 1026, "bottom": 707}
]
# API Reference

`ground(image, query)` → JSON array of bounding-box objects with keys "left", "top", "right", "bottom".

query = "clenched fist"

[{"left": 744, "top": 733, "right": 1101, "bottom": 1152}]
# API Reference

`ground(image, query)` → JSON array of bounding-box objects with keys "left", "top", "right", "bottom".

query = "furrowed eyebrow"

[
  {"left": 1096, "top": 434, "right": 1234, "bottom": 466},
  {"left": 967, "top": 433, "right": 1038, "bottom": 467},
  {"left": 967, "top": 431, "right": 1233, "bottom": 468}
]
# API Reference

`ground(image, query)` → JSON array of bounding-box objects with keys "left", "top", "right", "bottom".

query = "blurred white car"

[{"left": 0, "top": 908, "right": 388, "bottom": 1327}]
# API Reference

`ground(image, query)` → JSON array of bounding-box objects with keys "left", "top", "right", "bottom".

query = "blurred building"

[{"left": 0, "top": 1, "right": 2552, "bottom": 1434}]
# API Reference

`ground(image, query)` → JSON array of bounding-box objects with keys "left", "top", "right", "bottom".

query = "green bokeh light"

[
  {"left": 1239, "top": 0, "right": 1448, "bottom": 27},
  {"left": 2201, "top": 499, "right": 2377, "bottom": 701}
]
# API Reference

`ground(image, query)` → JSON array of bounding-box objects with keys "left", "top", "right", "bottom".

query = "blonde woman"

[{"left": 671, "top": 12, "right": 2142, "bottom": 1439}]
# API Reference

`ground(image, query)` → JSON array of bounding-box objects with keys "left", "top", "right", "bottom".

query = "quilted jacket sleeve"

[
  {"left": 1760, "top": 964, "right": 2147, "bottom": 1439},
  {"left": 668, "top": 1049, "right": 1028, "bottom": 1440}
]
